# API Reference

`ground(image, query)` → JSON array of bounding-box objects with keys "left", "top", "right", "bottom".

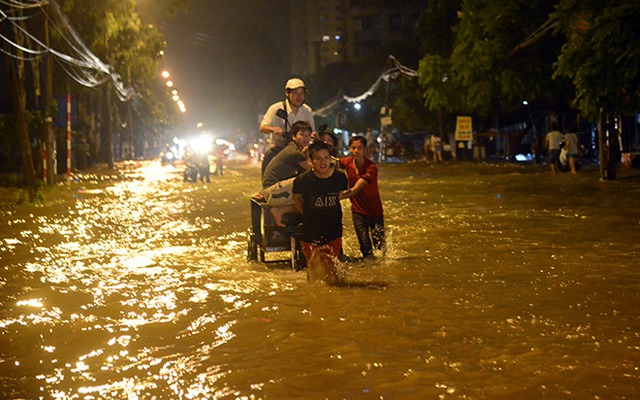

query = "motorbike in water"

[{"left": 161, "top": 149, "right": 175, "bottom": 166}]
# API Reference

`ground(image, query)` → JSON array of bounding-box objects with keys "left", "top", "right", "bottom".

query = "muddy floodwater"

[{"left": 1, "top": 160, "right": 639, "bottom": 399}]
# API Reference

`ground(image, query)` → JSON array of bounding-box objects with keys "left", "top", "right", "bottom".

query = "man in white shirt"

[{"left": 260, "top": 78, "right": 315, "bottom": 175}]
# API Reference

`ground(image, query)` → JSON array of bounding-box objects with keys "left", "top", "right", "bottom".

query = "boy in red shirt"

[{"left": 339, "top": 135, "right": 385, "bottom": 258}]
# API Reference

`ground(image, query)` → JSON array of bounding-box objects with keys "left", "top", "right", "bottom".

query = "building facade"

[{"left": 289, "top": 0, "right": 426, "bottom": 76}]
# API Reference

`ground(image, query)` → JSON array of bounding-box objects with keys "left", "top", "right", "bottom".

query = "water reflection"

[{"left": 0, "top": 161, "right": 639, "bottom": 398}]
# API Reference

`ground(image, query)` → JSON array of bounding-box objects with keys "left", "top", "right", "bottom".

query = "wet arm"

[{"left": 346, "top": 177, "right": 369, "bottom": 198}]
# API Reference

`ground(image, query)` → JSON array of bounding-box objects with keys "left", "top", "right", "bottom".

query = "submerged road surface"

[{"left": 1, "top": 160, "right": 639, "bottom": 399}]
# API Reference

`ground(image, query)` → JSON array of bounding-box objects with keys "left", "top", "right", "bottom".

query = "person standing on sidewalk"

[
  {"left": 259, "top": 78, "right": 315, "bottom": 176},
  {"left": 340, "top": 135, "right": 385, "bottom": 259}
]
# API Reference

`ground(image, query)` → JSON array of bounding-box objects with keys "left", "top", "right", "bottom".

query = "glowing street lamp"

[{"left": 160, "top": 69, "right": 186, "bottom": 113}]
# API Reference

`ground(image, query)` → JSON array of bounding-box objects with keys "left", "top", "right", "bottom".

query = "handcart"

[{"left": 247, "top": 198, "right": 305, "bottom": 270}]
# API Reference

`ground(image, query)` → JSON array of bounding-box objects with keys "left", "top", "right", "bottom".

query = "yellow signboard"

[
  {"left": 455, "top": 116, "right": 473, "bottom": 141},
  {"left": 380, "top": 116, "right": 393, "bottom": 127}
]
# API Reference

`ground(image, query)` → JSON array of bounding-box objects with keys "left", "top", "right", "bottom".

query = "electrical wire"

[
  {"left": 314, "top": 55, "right": 418, "bottom": 116},
  {"left": 0, "top": 0, "right": 135, "bottom": 101}
]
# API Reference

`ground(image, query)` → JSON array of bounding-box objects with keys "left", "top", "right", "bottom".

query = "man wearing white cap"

[{"left": 260, "top": 78, "right": 316, "bottom": 175}]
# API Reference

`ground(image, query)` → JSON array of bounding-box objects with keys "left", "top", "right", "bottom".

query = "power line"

[
  {"left": 0, "top": 0, "right": 134, "bottom": 101},
  {"left": 314, "top": 55, "right": 418, "bottom": 117}
]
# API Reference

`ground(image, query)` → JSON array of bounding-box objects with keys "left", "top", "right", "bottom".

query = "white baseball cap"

[{"left": 285, "top": 78, "right": 306, "bottom": 91}]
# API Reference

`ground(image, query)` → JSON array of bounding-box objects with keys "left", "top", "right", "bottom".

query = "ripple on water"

[{"left": 1, "top": 161, "right": 639, "bottom": 399}]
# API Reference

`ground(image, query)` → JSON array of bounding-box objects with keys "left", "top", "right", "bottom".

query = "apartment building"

[{"left": 290, "top": 0, "right": 426, "bottom": 75}]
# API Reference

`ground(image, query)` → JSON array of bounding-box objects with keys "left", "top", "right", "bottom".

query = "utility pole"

[{"left": 102, "top": 35, "right": 114, "bottom": 168}]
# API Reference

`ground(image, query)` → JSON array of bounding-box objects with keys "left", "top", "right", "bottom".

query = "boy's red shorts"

[{"left": 301, "top": 238, "right": 342, "bottom": 262}]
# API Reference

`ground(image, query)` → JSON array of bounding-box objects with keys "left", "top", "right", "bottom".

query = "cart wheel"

[{"left": 247, "top": 231, "right": 258, "bottom": 261}]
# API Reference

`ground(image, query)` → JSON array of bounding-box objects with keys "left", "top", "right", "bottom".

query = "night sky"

[{"left": 161, "top": 0, "right": 291, "bottom": 139}]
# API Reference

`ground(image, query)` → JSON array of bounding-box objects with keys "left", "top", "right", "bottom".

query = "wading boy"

[
  {"left": 292, "top": 142, "right": 350, "bottom": 284},
  {"left": 339, "top": 135, "right": 385, "bottom": 258}
]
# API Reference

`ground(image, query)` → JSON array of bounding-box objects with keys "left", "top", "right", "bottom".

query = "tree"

[
  {"left": 417, "top": 0, "right": 577, "bottom": 158},
  {"left": 6, "top": 8, "right": 36, "bottom": 189},
  {"left": 415, "top": 0, "right": 462, "bottom": 135},
  {"left": 58, "top": 0, "right": 186, "bottom": 166},
  {"left": 452, "top": 0, "right": 562, "bottom": 115},
  {"left": 552, "top": 0, "right": 640, "bottom": 179},
  {"left": 553, "top": 0, "right": 640, "bottom": 118}
]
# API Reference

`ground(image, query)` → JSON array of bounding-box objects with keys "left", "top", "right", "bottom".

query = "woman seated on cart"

[{"left": 256, "top": 121, "right": 312, "bottom": 226}]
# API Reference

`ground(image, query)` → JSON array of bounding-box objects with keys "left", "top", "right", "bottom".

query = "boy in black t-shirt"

[{"left": 292, "top": 142, "right": 351, "bottom": 280}]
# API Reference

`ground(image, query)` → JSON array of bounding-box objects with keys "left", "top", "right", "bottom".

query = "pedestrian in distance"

[
  {"left": 563, "top": 126, "right": 579, "bottom": 174},
  {"left": 259, "top": 78, "right": 316, "bottom": 176},
  {"left": 365, "top": 128, "right": 375, "bottom": 159},
  {"left": 212, "top": 143, "right": 225, "bottom": 176},
  {"left": 544, "top": 122, "right": 564, "bottom": 174},
  {"left": 431, "top": 133, "right": 443, "bottom": 163},
  {"left": 339, "top": 135, "right": 385, "bottom": 259},
  {"left": 195, "top": 151, "right": 210, "bottom": 183}
]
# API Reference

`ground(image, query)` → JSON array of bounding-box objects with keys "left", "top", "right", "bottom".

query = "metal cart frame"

[{"left": 247, "top": 198, "right": 305, "bottom": 270}]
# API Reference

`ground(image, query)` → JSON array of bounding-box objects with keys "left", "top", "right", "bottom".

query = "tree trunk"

[
  {"left": 88, "top": 93, "right": 99, "bottom": 167},
  {"left": 127, "top": 100, "right": 134, "bottom": 160},
  {"left": 598, "top": 111, "right": 606, "bottom": 180},
  {"left": 8, "top": 12, "right": 36, "bottom": 187}
]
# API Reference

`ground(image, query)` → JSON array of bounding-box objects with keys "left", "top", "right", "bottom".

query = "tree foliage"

[
  {"left": 56, "top": 0, "right": 187, "bottom": 163},
  {"left": 416, "top": 0, "right": 640, "bottom": 124},
  {"left": 436, "top": 0, "right": 560, "bottom": 116},
  {"left": 553, "top": 0, "right": 640, "bottom": 118}
]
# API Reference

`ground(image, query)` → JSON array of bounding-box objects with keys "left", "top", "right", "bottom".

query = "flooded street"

[{"left": 1, "top": 160, "right": 639, "bottom": 399}]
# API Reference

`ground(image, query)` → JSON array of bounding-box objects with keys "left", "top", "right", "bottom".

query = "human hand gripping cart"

[{"left": 247, "top": 198, "right": 305, "bottom": 270}]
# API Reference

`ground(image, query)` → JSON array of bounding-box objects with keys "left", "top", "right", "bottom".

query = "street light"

[
  {"left": 160, "top": 69, "right": 186, "bottom": 113},
  {"left": 177, "top": 100, "right": 186, "bottom": 113}
]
